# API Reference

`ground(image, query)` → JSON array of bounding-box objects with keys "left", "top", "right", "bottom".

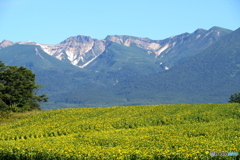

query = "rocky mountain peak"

[
  {"left": 209, "top": 26, "right": 226, "bottom": 31},
  {"left": 37, "top": 35, "right": 106, "bottom": 67},
  {"left": 60, "top": 35, "right": 94, "bottom": 44},
  {"left": 0, "top": 40, "right": 14, "bottom": 48},
  {"left": 0, "top": 26, "right": 233, "bottom": 70},
  {"left": 193, "top": 28, "right": 207, "bottom": 34},
  {"left": 207, "top": 26, "right": 233, "bottom": 37}
]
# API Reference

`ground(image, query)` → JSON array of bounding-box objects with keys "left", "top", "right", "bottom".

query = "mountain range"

[{"left": 0, "top": 26, "right": 239, "bottom": 109}]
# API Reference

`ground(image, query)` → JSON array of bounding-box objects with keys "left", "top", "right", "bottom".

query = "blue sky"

[{"left": 0, "top": 0, "right": 239, "bottom": 44}]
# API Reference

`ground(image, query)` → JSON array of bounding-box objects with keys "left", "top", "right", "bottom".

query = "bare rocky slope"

[{"left": 0, "top": 26, "right": 232, "bottom": 70}]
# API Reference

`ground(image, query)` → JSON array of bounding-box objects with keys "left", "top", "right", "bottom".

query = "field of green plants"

[{"left": 0, "top": 103, "right": 239, "bottom": 159}]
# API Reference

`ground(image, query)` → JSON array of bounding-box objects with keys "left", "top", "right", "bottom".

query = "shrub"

[{"left": 229, "top": 92, "right": 240, "bottom": 103}]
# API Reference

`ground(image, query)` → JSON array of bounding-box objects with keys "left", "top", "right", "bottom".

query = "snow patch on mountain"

[
  {"left": 38, "top": 44, "right": 56, "bottom": 55},
  {"left": 164, "top": 66, "right": 169, "bottom": 70},
  {"left": 79, "top": 56, "right": 98, "bottom": 68},
  {"left": 156, "top": 44, "right": 170, "bottom": 56},
  {"left": 36, "top": 36, "right": 106, "bottom": 67},
  {"left": 35, "top": 48, "right": 44, "bottom": 59},
  {"left": 196, "top": 35, "right": 201, "bottom": 39}
]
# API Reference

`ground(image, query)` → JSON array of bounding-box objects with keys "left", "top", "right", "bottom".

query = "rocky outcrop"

[
  {"left": 105, "top": 35, "right": 170, "bottom": 56},
  {"left": 0, "top": 40, "right": 14, "bottom": 48},
  {"left": 38, "top": 35, "right": 106, "bottom": 68}
]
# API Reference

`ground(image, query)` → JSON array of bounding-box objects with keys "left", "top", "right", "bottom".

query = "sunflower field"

[{"left": 0, "top": 103, "right": 239, "bottom": 159}]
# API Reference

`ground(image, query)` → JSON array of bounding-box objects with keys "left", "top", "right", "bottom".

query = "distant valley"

[{"left": 0, "top": 26, "right": 239, "bottom": 109}]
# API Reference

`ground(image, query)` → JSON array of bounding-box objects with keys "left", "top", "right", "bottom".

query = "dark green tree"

[
  {"left": 0, "top": 61, "right": 48, "bottom": 111},
  {"left": 228, "top": 92, "right": 240, "bottom": 103}
]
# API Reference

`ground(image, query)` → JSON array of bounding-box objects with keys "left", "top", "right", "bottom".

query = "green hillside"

[
  {"left": 114, "top": 27, "right": 240, "bottom": 105},
  {"left": 57, "top": 43, "right": 164, "bottom": 107},
  {"left": 156, "top": 26, "right": 232, "bottom": 68},
  {"left": 86, "top": 43, "right": 163, "bottom": 81},
  {"left": 0, "top": 44, "right": 103, "bottom": 108},
  {"left": 52, "top": 27, "right": 239, "bottom": 107},
  {"left": 0, "top": 103, "right": 239, "bottom": 159},
  {"left": 0, "top": 44, "right": 80, "bottom": 71},
  {"left": 0, "top": 44, "right": 80, "bottom": 96}
]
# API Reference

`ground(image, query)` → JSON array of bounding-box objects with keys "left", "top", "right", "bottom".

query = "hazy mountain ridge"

[{"left": 0, "top": 26, "right": 232, "bottom": 70}]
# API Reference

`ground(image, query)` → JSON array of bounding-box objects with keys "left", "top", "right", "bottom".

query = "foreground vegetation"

[
  {"left": 0, "top": 103, "right": 239, "bottom": 159},
  {"left": 0, "top": 61, "right": 48, "bottom": 112},
  {"left": 0, "top": 110, "right": 42, "bottom": 126}
]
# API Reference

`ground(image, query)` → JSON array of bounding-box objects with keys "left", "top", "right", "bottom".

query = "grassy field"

[{"left": 0, "top": 103, "right": 239, "bottom": 159}]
